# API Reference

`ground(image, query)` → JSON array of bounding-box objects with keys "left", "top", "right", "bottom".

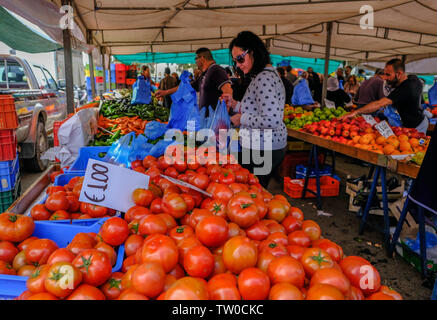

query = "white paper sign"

[
  {"left": 375, "top": 120, "right": 395, "bottom": 138},
  {"left": 362, "top": 115, "right": 377, "bottom": 126},
  {"left": 79, "top": 159, "right": 149, "bottom": 212},
  {"left": 324, "top": 99, "right": 336, "bottom": 109}
]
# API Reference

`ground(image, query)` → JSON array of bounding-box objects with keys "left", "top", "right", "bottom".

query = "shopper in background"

[
  {"left": 222, "top": 31, "right": 287, "bottom": 189},
  {"left": 357, "top": 69, "right": 366, "bottom": 83},
  {"left": 345, "top": 65, "right": 353, "bottom": 82},
  {"left": 307, "top": 67, "right": 322, "bottom": 103},
  {"left": 336, "top": 68, "right": 345, "bottom": 86},
  {"left": 354, "top": 69, "right": 386, "bottom": 108},
  {"left": 326, "top": 77, "right": 352, "bottom": 108},
  {"left": 344, "top": 75, "right": 360, "bottom": 100},
  {"left": 285, "top": 65, "right": 297, "bottom": 84},
  {"left": 156, "top": 48, "right": 232, "bottom": 116},
  {"left": 172, "top": 72, "right": 181, "bottom": 86},
  {"left": 342, "top": 59, "right": 428, "bottom": 133},
  {"left": 277, "top": 67, "right": 293, "bottom": 105},
  {"left": 159, "top": 67, "right": 178, "bottom": 108}
]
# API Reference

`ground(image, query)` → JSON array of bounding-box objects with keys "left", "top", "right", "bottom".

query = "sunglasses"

[{"left": 232, "top": 50, "right": 249, "bottom": 64}]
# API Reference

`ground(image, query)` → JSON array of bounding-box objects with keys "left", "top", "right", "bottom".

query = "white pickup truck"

[{"left": 0, "top": 54, "right": 67, "bottom": 171}]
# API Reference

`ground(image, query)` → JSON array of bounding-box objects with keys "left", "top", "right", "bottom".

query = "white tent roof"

[{"left": 6, "top": 0, "right": 437, "bottom": 63}]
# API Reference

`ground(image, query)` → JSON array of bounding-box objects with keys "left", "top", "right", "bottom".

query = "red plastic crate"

[
  {"left": 116, "top": 75, "right": 126, "bottom": 84},
  {"left": 0, "top": 96, "right": 18, "bottom": 130},
  {"left": 126, "top": 78, "right": 136, "bottom": 85},
  {"left": 283, "top": 176, "right": 339, "bottom": 199},
  {"left": 127, "top": 65, "right": 137, "bottom": 71},
  {"left": 0, "top": 130, "right": 17, "bottom": 161},
  {"left": 115, "top": 64, "right": 126, "bottom": 71},
  {"left": 95, "top": 76, "right": 104, "bottom": 83}
]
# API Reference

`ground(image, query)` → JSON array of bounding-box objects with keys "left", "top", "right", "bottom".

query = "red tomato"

[
  {"left": 66, "top": 195, "right": 80, "bottom": 213},
  {"left": 183, "top": 245, "right": 214, "bottom": 279},
  {"left": 16, "top": 290, "right": 34, "bottom": 300},
  {"left": 0, "top": 241, "right": 18, "bottom": 263},
  {"left": 47, "top": 248, "right": 76, "bottom": 265},
  {"left": 30, "top": 204, "right": 51, "bottom": 221},
  {"left": 122, "top": 255, "right": 137, "bottom": 273},
  {"left": 138, "top": 215, "right": 167, "bottom": 236},
  {"left": 26, "top": 265, "right": 50, "bottom": 293},
  {"left": 156, "top": 213, "right": 177, "bottom": 230},
  {"left": 366, "top": 291, "right": 396, "bottom": 300},
  {"left": 165, "top": 277, "right": 209, "bottom": 300},
  {"left": 379, "top": 285, "right": 403, "bottom": 300},
  {"left": 310, "top": 268, "right": 351, "bottom": 295},
  {"left": 180, "top": 194, "right": 195, "bottom": 212},
  {"left": 124, "top": 234, "right": 145, "bottom": 257},
  {"left": 164, "top": 167, "right": 179, "bottom": 179},
  {"left": 267, "top": 256, "right": 305, "bottom": 288},
  {"left": 118, "top": 288, "right": 149, "bottom": 300},
  {"left": 17, "top": 264, "right": 36, "bottom": 276},
  {"left": 282, "top": 215, "right": 302, "bottom": 234},
  {"left": 0, "top": 213, "right": 35, "bottom": 242},
  {"left": 223, "top": 236, "right": 257, "bottom": 274},
  {"left": 66, "top": 284, "right": 106, "bottom": 300},
  {"left": 345, "top": 285, "right": 365, "bottom": 300},
  {"left": 46, "top": 185, "right": 65, "bottom": 195},
  {"left": 266, "top": 232, "right": 289, "bottom": 247},
  {"left": 177, "top": 236, "right": 202, "bottom": 266},
  {"left": 246, "top": 222, "right": 270, "bottom": 241},
  {"left": 100, "top": 272, "right": 124, "bottom": 300},
  {"left": 101, "top": 217, "right": 129, "bottom": 246},
  {"left": 17, "top": 237, "right": 38, "bottom": 251},
  {"left": 87, "top": 204, "right": 108, "bottom": 218},
  {"left": 207, "top": 275, "right": 241, "bottom": 300},
  {"left": 128, "top": 219, "right": 140, "bottom": 235},
  {"left": 120, "top": 264, "right": 139, "bottom": 290},
  {"left": 95, "top": 242, "right": 117, "bottom": 266},
  {"left": 185, "top": 189, "right": 204, "bottom": 207},
  {"left": 67, "top": 233, "right": 96, "bottom": 256},
  {"left": 301, "top": 220, "right": 321, "bottom": 241},
  {"left": 289, "top": 207, "right": 304, "bottom": 221},
  {"left": 189, "top": 173, "right": 210, "bottom": 190},
  {"left": 306, "top": 283, "right": 344, "bottom": 300},
  {"left": 339, "top": 256, "right": 381, "bottom": 296},
  {"left": 44, "top": 262, "right": 82, "bottom": 298},
  {"left": 150, "top": 198, "right": 163, "bottom": 214},
  {"left": 45, "top": 193, "right": 69, "bottom": 212},
  {"left": 187, "top": 209, "right": 213, "bottom": 230},
  {"left": 226, "top": 192, "right": 259, "bottom": 228},
  {"left": 169, "top": 225, "right": 194, "bottom": 245},
  {"left": 287, "top": 245, "right": 306, "bottom": 261},
  {"left": 211, "top": 252, "right": 227, "bottom": 277},
  {"left": 269, "top": 282, "right": 304, "bottom": 300},
  {"left": 237, "top": 267, "right": 270, "bottom": 300},
  {"left": 49, "top": 210, "right": 70, "bottom": 220},
  {"left": 312, "top": 239, "right": 344, "bottom": 263},
  {"left": 141, "top": 234, "right": 178, "bottom": 273},
  {"left": 12, "top": 250, "right": 27, "bottom": 271},
  {"left": 125, "top": 206, "right": 151, "bottom": 223},
  {"left": 132, "top": 188, "right": 154, "bottom": 207},
  {"left": 0, "top": 260, "right": 15, "bottom": 275},
  {"left": 133, "top": 166, "right": 146, "bottom": 174},
  {"left": 205, "top": 200, "right": 227, "bottom": 219},
  {"left": 24, "top": 239, "right": 59, "bottom": 266},
  {"left": 288, "top": 230, "right": 311, "bottom": 247},
  {"left": 132, "top": 262, "right": 166, "bottom": 298},
  {"left": 27, "top": 292, "right": 59, "bottom": 300},
  {"left": 227, "top": 222, "right": 246, "bottom": 238},
  {"left": 142, "top": 155, "right": 157, "bottom": 169},
  {"left": 259, "top": 241, "right": 288, "bottom": 258},
  {"left": 72, "top": 249, "right": 112, "bottom": 287},
  {"left": 301, "top": 248, "right": 335, "bottom": 277},
  {"left": 267, "top": 199, "right": 288, "bottom": 223},
  {"left": 262, "top": 220, "right": 286, "bottom": 234},
  {"left": 208, "top": 183, "right": 233, "bottom": 204},
  {"left": 145, "top": 167, "right": 161, "bottom": 180},
  {"left": 195, "top": 216, "right": 228, "bottom": 248},
  {"left": 256, "top": 250, "right": 275, "bottom": 273},
  {"left": 168, "top": 264, "right": 185, "bottom": 279},
  {"left": 162, "top": 193, "right": 187, "bottom": 219}
]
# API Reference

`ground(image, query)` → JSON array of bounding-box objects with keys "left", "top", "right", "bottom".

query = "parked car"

[{"left": 0, "top": 54, "right": 67, "bottom": 172}]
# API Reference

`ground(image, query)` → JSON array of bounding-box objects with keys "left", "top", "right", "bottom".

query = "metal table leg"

[
  {"left": 380, "top": 168, "right": 390, "bottom": 247},
  {"left": 359, "top": 166, "right": 380, "bottom": 235}
]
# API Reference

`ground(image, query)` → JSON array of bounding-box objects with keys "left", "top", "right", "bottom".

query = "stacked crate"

[
  {"left": 115, "top": 64, "right": 127, "bottom": 89},
  {"left": 0, "top": 95, "right": 20, "bottom": 211}
]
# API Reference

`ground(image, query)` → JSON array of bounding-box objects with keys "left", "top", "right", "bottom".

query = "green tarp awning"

[
  {"left": 0, "top": 6, "right": 61, "bottom": 53},
  {"left": 114, "top": 49, "right": 341, "bottom": 75}
]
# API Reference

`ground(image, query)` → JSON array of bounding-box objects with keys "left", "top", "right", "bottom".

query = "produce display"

[
  {"left": 297, "top": 115, "right": 430, "bottom": 156},
  {"left": 0, "top": 152, "right": 403, "bottom": 300},
  {"left": 284, "top": 106, "right": 348, "bottom": 130}
]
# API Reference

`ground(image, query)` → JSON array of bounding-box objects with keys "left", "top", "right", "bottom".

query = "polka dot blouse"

[{"left": 237, "top": 67, "right": 287, "bottom": 151}]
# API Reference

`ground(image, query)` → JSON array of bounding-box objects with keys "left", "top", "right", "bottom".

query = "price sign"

[
  {"left": 79, "top": 159, "right": 149, "bottom": 212},
  {"left": 362, "top": 115, "right": 377, "bottom": 126},
  {"left": 375, "top": 120, "right": 395, "bottom": 138},
  {"left": 324, "top": 99, "right": 336, "bottom": 109}
]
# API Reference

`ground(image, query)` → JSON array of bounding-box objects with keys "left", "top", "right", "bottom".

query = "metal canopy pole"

[
  {"left": 88, "top": 52, "right": 96, "bottom": 98},
  {"left": 62, "top": 0, "right": 74, "bottom": 114},
  {"left": 321, "top": 22, "right": 333, "bottom": 107},
  {"left": 102, "top": 49, "right": 107, "bottom": 92},
  {"left": 108, "top": 54, "right": 112, "bottom": 91}
]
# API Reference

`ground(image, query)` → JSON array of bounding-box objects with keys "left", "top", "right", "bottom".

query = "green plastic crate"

[
  {"left": 0, "top": 177, "right": 21, "bottom": 212},
  {"left": 395, "top": 240, "right": 437, "bottom": 274}
]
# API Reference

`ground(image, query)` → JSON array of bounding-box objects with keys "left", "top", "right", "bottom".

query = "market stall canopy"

[
  {"left": 0, "top": 6, "right": 62, "bottom": 53},
  {"left": 362, "top": 58, "right": 437, "bottom": 77},
  {"left": 39, "top": 0, "right": 437, "bottom": 63},
  {"left": 113, "top": 49, "right": 342, "bottom": 74}
]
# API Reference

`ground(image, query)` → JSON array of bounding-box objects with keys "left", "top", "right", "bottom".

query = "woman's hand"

[
  {"left": 221, "top": 93, "right": 237, "bottom": 111},
  {"left": 231, "top": 113, "right": 242, "bottom": 127}
]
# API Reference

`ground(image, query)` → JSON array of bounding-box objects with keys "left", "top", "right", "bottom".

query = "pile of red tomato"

[{"left": 0, "top": 152, "right": 403, "bottom": 300}]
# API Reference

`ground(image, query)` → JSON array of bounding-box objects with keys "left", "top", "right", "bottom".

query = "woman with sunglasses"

[{"left": 222, "top": 31, "right": 287, "bottom": 189}]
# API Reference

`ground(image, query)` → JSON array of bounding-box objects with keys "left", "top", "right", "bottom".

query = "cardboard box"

[{"left": 346, "top": 175, "right": 405, "bottom": 201}]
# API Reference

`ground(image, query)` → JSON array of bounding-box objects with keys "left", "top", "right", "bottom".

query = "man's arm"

[
  {"left": 155, "top": 85, "right": 179, "bottom": 98},
  {"left": 340, "top": 97, "right": 392, "bottom": 119}
]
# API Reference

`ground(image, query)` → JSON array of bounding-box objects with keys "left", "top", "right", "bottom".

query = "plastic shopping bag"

[
  {"left": 168, "top": 71, "right": 198, "bottom": 131},
  {"left": 145, "top": 121, "right": 168, "bottom": 140},
  {"left": 206, "top": 106, "right": 215, "bottom": 129},
  {"left": 199, "top": 107, "right": 206, "bottom": 129},
  {"left": 149, "top": 139, "right": 183, "bottom": 158},
  {"left": 429, "top": 82, "right": 437, "bottom": 105},
  {"left": 384, "top": 105, "right": 402, "bottom": 127},
  {"left": 131, "top": 75, "right": 152, "bottom": 105},
  {"left": 292, "top": 80, "right": 315, "bottom": 106}
]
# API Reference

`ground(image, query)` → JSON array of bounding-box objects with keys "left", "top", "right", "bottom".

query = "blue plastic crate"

[
  {"left": 430, "top": 118, "right": 437, "bottom": 125},
  {"left": 0, "top": 155, "right": 19, "bottom": 192},
  {"left": 296, "top": 164, "right": 332, "bottom": 178},
  {"left": 0, "top": 218, "right": 125, "bottom": 299},
  {"left": 66, "top": 146, "right": 110, "bottom": 173}
]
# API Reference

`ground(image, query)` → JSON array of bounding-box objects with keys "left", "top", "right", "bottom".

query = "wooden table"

[{"left": 287, "top": 129, "right": 420, "bottom": 179}]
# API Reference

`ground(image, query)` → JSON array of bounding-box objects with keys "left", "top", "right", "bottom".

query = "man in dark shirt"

[
  {"left": 307, "top": 67, "right": 322, "bottom": 103},
  {"left": 156, "top": 48, "right": 232, "bottom": 116},
  {"left": 277, "top": 67, "right": 293, "bottom": 105},
  {"left": 285, "top": 65, "right": 297, "bottom": 85},
  {"left": 159, "top": 67, "right": 178, "bottom": 108},
  {"left": 341, "top": 59, "right": 428, "bottom": 133}
]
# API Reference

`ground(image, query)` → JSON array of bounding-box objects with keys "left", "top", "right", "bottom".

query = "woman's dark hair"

[{"left": 229, "top": 31, "right": 271, "bottom": 77}]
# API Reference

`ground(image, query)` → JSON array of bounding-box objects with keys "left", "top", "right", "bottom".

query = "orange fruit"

[
  {"left": 409, "top": 138, "right": 419, "bottom": 148},
  {"left": 398, "top": 135, "right": 409, "bottom": 142},
  {"left": 383, "top": 144, "right": 395, "bottom": 155},
  {"left": 386, "top": 137, "right": 400, "bottom": 149},
  {"left": 391, "top": 150, "right": 401, "bottom": 155},
  {"left": 399, "top": 141, "right": 411, "bottom": 152},
  {"left": 375, "top": 136, "right": 386, "bottom": 145},
  {"left": 352, "top": 136, "right": 360, "bottom": 144},
  {"left": 359, "top": 135, "right": 371, "bottom": 145}
]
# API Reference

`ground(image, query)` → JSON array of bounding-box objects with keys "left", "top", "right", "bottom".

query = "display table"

[{"left": 287, "top": 128, "right": 421, "bottom": 248}]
